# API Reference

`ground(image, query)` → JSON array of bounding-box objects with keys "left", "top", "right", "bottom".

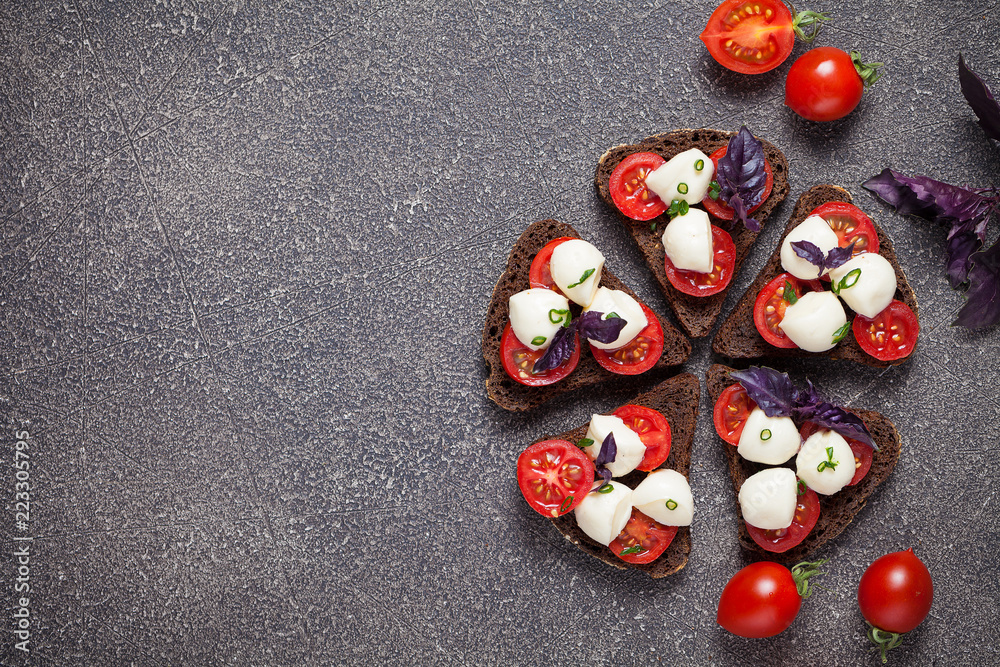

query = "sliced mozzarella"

[
  {"left": 828, "top": 252, "right": 897, "bottom": 319},
  {"left": 574, "top": 480, "right": 633, "bottom": 546},
  {"left": 508, "top": 288, "right": 571, "bottom": 351},
  {"left": 778, "top": 290, "right": 848, "bottom": 352},
  {"left": 549, "top": 239, "right": 605, "bottom": 307},
  {"left": 632, "top": 469, "right": 693, "bottom": 527},
  {"left": 738, "top": 467, "right": 798, "bottom": 531},
  {"left": 661, "top": 208, "right": 714, "bottom": 273},
  {"left": 582, "top": 414, "right": 646, "bottom": 478},
  {"left": 645, "top": 148, "right": 714, "bottom": 205},
  {"left": 737, "top": 408, "right": 801, "bottom": 465},
  {"left": 780, "top": 215, "right": 841, "bottom": 280},
  {"left": 583, "top": 287, "right": 648, "bottom": 351},
  {"left": 796, "top": 429, "right": 856, "bottom": 495}
]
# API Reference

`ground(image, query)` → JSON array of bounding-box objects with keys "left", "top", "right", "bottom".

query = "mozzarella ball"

[
  {"left": 828, "top": 252, "right": 897, "bottom": 319},
  {"left": 583, "top": 287, "right": 648, "bottom": 351},
  {"left": 632, "top": 469, "right": 693, "bottom": 527},
  {"left": 661, "top": 208, "right": 714, "bottom": 273},
  {"left": 796, "top": 429, "right": 856, "bottom": 495},
  {"left": 582, "top": 414, "right": 646, "bottom": 478},
  {"left": 738, "top": 468, "right": 798, "bottom": 531},
  {"left": 645, "top": 148, "right": 714, "bottom": 205},
  {"left": 778, "top": 291, "right": 848, "bottom": 352},
  {"left": 574, "top": 481, "right": 633, "bottom": 546},
  {"left": 508, "top": 288, "right": 571, "bottom": 351},
  {"left": 780, "top": 215, "right": 840, "bottom": 280},
  {"left": 737, "top": 408, "right": 802, "bottom": 465},
  {"left": 549, "top": 239, "right": 605, "bottom": 307}
]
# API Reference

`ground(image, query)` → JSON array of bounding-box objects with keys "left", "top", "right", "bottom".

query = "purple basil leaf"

[
  {"left": 954, "top": 238, "right": 1000, "bottom": 329},
  {"left": 791, "top": 240, "right": 826, "bottom": 269},
  {"left": 795, "top": 380, "right": 822, "bottom": 407},
  {"left": 959, "top": 54, "right": 1000, "bottom": 142},
  {"left": 532, "top": 321, "right": 577, "bottom": 373},
  {"left": 716, "top": 126, "right": 766, "bottom": 232},
  {"left": 863, "top": 169, "right": 994, "bottom": 235},
  {"left": 593, "top": 432, "right": 618, "bottom": 468},
  {"left": 729, "top": 367, "right": 798, "bottom": 418},
  {"left": 946, "top": 230, "right": 983, "bottom": 288},
  {"left": 795, "top": 401, "right": 877, "bottom": 450},
  {"left": 577, "top": 310, "right": 627, "bottom": 345},
  {"left": 824, "top": 242, "right": 857, "bottom": 271},
  {"left": 596, "top": 466, "right": 613, "bottom": 490}
]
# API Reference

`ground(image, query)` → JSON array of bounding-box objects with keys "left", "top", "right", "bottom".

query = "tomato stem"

[
  {"left": 867, "top": 625, "right": 904, "bottom": 663},
  {"left": 790, "top": 6, "right": 832, "bottom": 43},
  {"left": 851, "top": 51, "right": 885, "bottom": 88},
  {"left": 789, "top": 558, "right": 828, "bottom": 599}
]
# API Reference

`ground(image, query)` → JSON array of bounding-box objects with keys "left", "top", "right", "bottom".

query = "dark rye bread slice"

[
  {"left": 543, "top": 373, "right": 699, "bottom": 578},
  {"left": 712, "top": 184, "right": 920, "bottom": 368},
  {"left": 483, "top": 219, "right": 691, "bottom": 412},
  {"left": 706, "top": 364, "right": 901, "bottom": 564},
  {"left": 594, "top": 128, "right": 791, "bottom": 338}
]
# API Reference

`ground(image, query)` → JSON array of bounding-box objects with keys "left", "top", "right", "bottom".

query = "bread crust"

[
  {"left": 706, "top": 364, "right": 901, "bottom": 563},
  {"left": 594, "top": 128, "right": 791, "bottom": 338},
  {"left": 482, "top": 219, "right": 691, "bottom": 412}
]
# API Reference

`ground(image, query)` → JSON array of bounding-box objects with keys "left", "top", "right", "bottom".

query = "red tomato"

[
  {"left": 517, "top": 439, "right": 595, "bottom": 518},
  {"left": 664, "top": 225, "right": 736, "bottom": 297},
  {"left": 528, "top": 237, "right": 575, "bottom": 290},
  {"left": 613, "top": 405, "right": 672, "bottom": 471},
  {"left": 785, "top": 47, "right": 867, "bottom": 122},
  {"left": 713, "top": 383, "right": 757, "bottom": 445},
  {"left": 746, "top": 482, "right": 820, "bottom": 553},
  {"left": 753, "top": 272, "right": 821, "bottom": 348},
  {"left": 809, "top": 201, "right": 880, "bottom": 256},
  {"left": 800, "top": 422, "right": 873, "bottom": 486},
  {"left": 852, "top": 299, "right": 919, "bottom": 361},
  {"left": 609, "top": 509, "right": 678, "bottom": 565},
  {"left": 500, "top": 323, "right": 580, "bottom": 386},
  {"left": 701, "top": 145, "right": 774, "bottom": 221},
  {"left": 609, "top": 152, "right": 667, "bottom": 221},
  {"left": 700, "top": 0, "right": 796, "bottom": 75},
  {"left": 858, "top": 548, "right": 933, "bottom": 634},
  {"left": 716, "top": 562, "right": 802, "bottom": 638},
  {"left": 590, "top": 302, "right": 664, "bottom": 375}
]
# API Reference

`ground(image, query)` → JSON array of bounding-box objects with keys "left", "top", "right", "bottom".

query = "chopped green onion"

[
  {"left": 577, "top": 437, "right": 594, "bottom": 449},
  {"left": 783, "top": 281, "right": 799, "bottom": 305},
  {"left": 797, "top": 479, "right": 807, "bottom": 495},
  {"left": 650, "top": 221, "right": 657, "bottom": 232},
  {"left": 677, "top": 182, "right": 689, "bottom": 195},
  {"left": 558, "top": 496, "right": 574, "bottom": 514},
  {"left": 666, "top": 199, "right": 690, "bottom": 219},
  {"left": 548, "top": 308, "right": 570, "bottom": 324},
  {"left": 665, "top": 499, "right": 678, "bottom": 510},
  {"left": 695, "top": 159, "right": 705, "bottom": 172},
  {"left": 606, "top": 311, "right": 619, "bottom": 320},
  {"left": 567, "top": 267, "right": 595, "bottom": 288},
  {"left": 531, "top": 335, "right": 546, "bottom": 346},
  {"left": 708, "top": 180, "right": 721, "bottom": 201},
  {"left": 597, "top": 483, "right": 614, "bottom": 494},
  {"left": 760, "top": 429, "right": 772, "bottom": 441},
  {"left": 816, "top": 446, "right": 839, "bottom": 472},
  {"left": 832, "top": 321, "right": 851, "bottom": 344},
  {"left": 832, "top": 268, "right": 862, "bottom": 294},
  {"left": 620, "top": 545, "right": 643, "bottom": 555}
]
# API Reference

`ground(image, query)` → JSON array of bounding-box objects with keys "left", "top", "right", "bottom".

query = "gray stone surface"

[{"left": 2, "top": 0, "right": 999, "bottom": 664}]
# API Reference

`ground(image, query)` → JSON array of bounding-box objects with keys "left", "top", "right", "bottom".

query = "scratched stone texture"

[{"left": 2, "top": 0, "right": 1000, "bottom": 665}]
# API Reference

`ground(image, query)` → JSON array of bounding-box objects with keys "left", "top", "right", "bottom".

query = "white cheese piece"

[
  {"left": 508, "top": 288, "right": 571, "bottom": 351},
  {"left": 828, "top": 252, "right": 897, "bottom": 319},
  {"left": 574, "top": 481, "right": 633, "bottom": 546},
  {"left": 582, "top": 414, "right": 646, "bottom": 478},
  {"left": 738, "top": 467, "right": 798, "bottom": 531},
  {"left": 780, "top": 215, "right": 841, "bottom": 280},
  {"left": 549, "top": 239, "right": 605, "bottom": 307},
  {"left": 632, "top": 469, "right": 693, "bottom": 527},
  {"left": 737, "top": 408, "right": 801, "bottom": 465},
  {"left": 645, "top": 148, "right": 714, "bottom": 205},
  {"left": 583, "top": 287, "right": 648, "bottom": 351},
  {"left": 796, "top": 429, "right": 856, "bottom": 495},
  {"left": 778, "top": 290, "right": 848, "bottom": 352},
  {"left": 661, "top": 208, "right": 714, "bottom": 273}
]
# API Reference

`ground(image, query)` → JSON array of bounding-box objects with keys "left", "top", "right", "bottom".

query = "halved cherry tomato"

[
  {"left": 608, "top": 152, "right": 667, "bottom": 221},
  {"left": 528, "top": 236, "right": 575, "bottom": 290},
  {"left": 746, "top": 482, "right": 820, "bottom": 553},
  {"left": 590, "top": 302, "right": 664, "bottom": 375},
  {"left": 664, "top": 225, "right": 736, "bottom": 297},
  {"left": 800, "top": 422, "right": 873, "bottom": 486},
  {"left": 500, "top": 323, "right": 580, "bottom": 386},
  {"left": 613, "top": 405, "right": 671, "bottom": 471},
  {"left": 713, "top": 383, "right": 758, "bottom": 445},
  {"left": 852, "top": 299, "right": 919, "bottom": 362},
  {"left": 702, "top": 145, "right": 774, "bottom": 221},
  {"left": 753, "top": 272, "right": 822, "bottom": 348},
  {"left": 609, "top": 508, "right": 678, "bottom": 564},
  {"left": 700, "top": 0, "right": 797, "bottom": 75},
  {"left": 809, "top": 201, "right": 879, "bottom": 256},
  {"left": 517, "top": 439, "right": 595, "bottom": 518}
]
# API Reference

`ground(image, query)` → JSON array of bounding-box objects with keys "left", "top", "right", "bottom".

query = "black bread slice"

[
  {"left": 706, "top": 364, "right": 901, "bottom": 564},
  {"left": 712, "top": 185, "right": 919, "bottom": 367},
  {"left": 483, "top": 219, "right": 691, "bottom": 412},
  {"left": 542, "top": 373, "right": 699, "bottom": 578},
  {"left": 594, "top": 128, "right": 791, "bottom": 338}
]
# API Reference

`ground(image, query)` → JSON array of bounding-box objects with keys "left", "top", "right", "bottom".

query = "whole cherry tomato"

[
  {"left": 717, "top": 559, "right": 827, "bottom": 638},
  {"left": 858, "top": 548, "right": 933, "bottom": 661},
  {"left": 785, "top": 47, "right": 883, "bottom": 122}
]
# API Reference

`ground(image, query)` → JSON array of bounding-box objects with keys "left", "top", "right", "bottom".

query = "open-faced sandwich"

[
  {"left": 707, "top": 364, "right": 901, "bottom": 563},
  {"left": 516, "top": 373, "right": 699, "bottom": 577},
  {"left": 594, "top": 127, "right": 790, "bottom": 338},
  {"left": 713, "top": 185, "right": 920, "bottom": 366},
  {"left": 482, "top": 219, "right": 690, "bottom": 412}
]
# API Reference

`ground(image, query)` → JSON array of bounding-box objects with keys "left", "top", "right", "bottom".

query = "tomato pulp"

[
  {"left": 589, "top": 302, "right": 664, "bottom": 375},
  {"left": 609, "top": 152, "right": 667, "bottom": 221},
  {"left": 500, "top": 323, "right": 580, "bottom": 386},
  {"left": 809, "top": 201, "right": 880, "bottom": 256},
  {"left": 700, "top": 0, "right": 797, "bottom": 75},
  {"left": 609, "top": 509, "right": 678, "bottom": 564},
  {"left": 753, "top": 272, "right": 822, "bottom": 348},
  {"left": 528, "top": 236, "right": 575, "bottom": 291},
  {"left": 712, "top": 383, "right": 757, "bottom": 445},
  {"left": 746, "top": 483, "right": 821, "bottom": 553},
  {"left": 516, "top": 440, "right": 595, "bottom": 518},
  {"left": 853, "top": 299, "right": 919, "bottom": 362}
]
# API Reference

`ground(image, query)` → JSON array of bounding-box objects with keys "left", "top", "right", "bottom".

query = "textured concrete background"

[{"left": 2, "top": 0, "right": 999, "bottom": 665}]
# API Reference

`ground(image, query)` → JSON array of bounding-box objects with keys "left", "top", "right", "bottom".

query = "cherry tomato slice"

[
  {"left": 664, "top": 225, "right": 736, "bottom": 297},
  {"left": 517, "top": 439, "right": 595, "bottom": 518},
  {"left": 609, "top": 152, "right": 667, "bottom": 221},
  {"left": 528, "top": 236, "right": 575, "bottom": 290},
  {"left": 609, "top": 508, "right": 678, "bottom": 564},
  {"left": 590, "top": 302, "right": 664, "bottom": 375},
  {"left": 808, "top": 201, "right": 880, "bottom": 256},
  {"left": 713, "top": 383, "right": 757, "bottom": 445},
  {"left": 700, "top": 0, "right": 796, "bottom": 75},
  {"left": 613, "top": 405, "right": 672, "bottom": 471},
  {"left": 852, "top": 299, "right": 919, "bottom": 362},
  {"left": 746, "top": 482, "right": 820, "bottom": 553},
  {"left": 799, "top": 422, "right": 874, "bottom": 486},
  {"left": 500, "top": 323, "right": 580, "bottom": 386},
  {"left": 702, "top": 145, "right": 774, "bottom": 221},
  {"left": 752, "top": 272, "right": 822, "bottom": 348}
]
